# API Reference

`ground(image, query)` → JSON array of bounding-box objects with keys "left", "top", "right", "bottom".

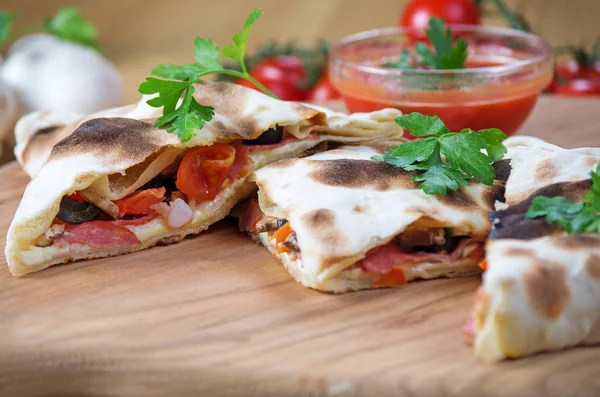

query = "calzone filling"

[
  {"left": 239, "top": 198, "right": 485, "bottom": 288},
  {"left": 33, "top": 128, "right": 323, "bottom": 251}
]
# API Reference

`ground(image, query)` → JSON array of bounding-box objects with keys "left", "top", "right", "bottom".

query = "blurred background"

[{"left": 4, "top": 0, "right": 599, "bottom": 103}]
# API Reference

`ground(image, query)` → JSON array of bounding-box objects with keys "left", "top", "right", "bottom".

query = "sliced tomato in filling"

[
  {"left": 176, "top": 143, "right": 250, "bottom": 202},
  {"left": 68, "top": 192, "right": 85, "bottom": 202},
  {"left": 58, "top": 221, "right": 141, "bottom": 249},
  {"left": 272, "top": 222, "right": 293, "bottom": 253},
  {"left": 478, "top": 259, "right": 487, "bottom": 271},
  {"left": 371, "top": 268, "right": 407, "bottom": 287},
  {"left": 114, "top": 187, "right": 166, "bottom": 217}
]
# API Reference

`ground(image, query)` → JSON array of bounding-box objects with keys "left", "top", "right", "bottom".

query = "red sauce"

[
  {"left": 343, "top": 93, "right": 539, "bottom": 135},
  {"left": 333, "top": 58, "right": 551, "bottom": 136}
]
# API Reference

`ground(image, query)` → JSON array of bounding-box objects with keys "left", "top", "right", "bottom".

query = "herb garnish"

[
  {"left": 373, "top": 113, "right": 507, "bottom": 195},
  {"left": 526, "top": 164, "right": 600, "bottom": 234},
  {"left": 138, "top": 8, "right": 276, "bottom": 143},
  {"left": 0, "top": 11, "right": 17, "bottom": 49},
  {"left": 45, "top": 7, "right": 101, "bottom": 51},
  {"left": 383, "top": 17, "right": 468, "bottom": 70}
]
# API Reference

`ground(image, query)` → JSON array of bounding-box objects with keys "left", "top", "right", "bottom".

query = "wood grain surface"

[{"left": 1, "top": 97, "right": 600, "bottom": 397}]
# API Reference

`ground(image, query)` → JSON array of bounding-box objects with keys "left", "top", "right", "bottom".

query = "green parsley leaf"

[
  {"left": 382, "top": 50, "right": 414, "bottom": 69},
  {"left": 526, "top": 164, "right": 600, "bottom": 235},
  {"left": 415, "top": 42, "right": 437, "bottom": 68},
  {"left": 193, "top": 38, "right": 223, "bottom": 70},
  {"left": 584, "top": 167, "right": 600, "bottom": 207},
  {"left": 412, "top": 152, "right": 469, "bottom": 195},
  {"left": 374, "top": 113, "right": 507, "bottom": 195},
  {"left": 387, "top": 17, "right": 468, "bottom": 70},
  {"left": 374, "top": 138, "right": 438, "bottom": 168},
  {"left": 426, "top": 18, "right": 452, "bottom": 58},
  {"left": 0, "top": 11, "right": 17, "bottom": 50},
  {"left": 151, "top": 64, "right": 206, "bottom": 80},
  {"left": 394, "top": 113, "right": 449, "bottom": 137},
  {"left": 477, "top": 128, "right": 509, "bottom": 162},
  {"left": 139, "top": 8, "right": 275, "bottom": 143},
  {"left": 572, "top": 207, "right": 600, "bottom": 234},
  {"left": 45, "top": 7, "right": 101, "bottom": 51},
  {"left": 139, "top": 78, "right": 190, "bottom": 114},
  {"left": 140, "top": 78, "right": 214, "bottom": 142},
  {"left": 221, "top": 8, "right": 262, "bottom": 67},
  {"left": 440, "top": 133, "right": 494, "bottom": 185},
  {"left": 526, "top": 196, "right": 584, "bottom": 232},
  {"left": 425, "top": 17, "right": 467, "bottom": 69},
  {"left": 440, "top": 38, "right": 468, "bottom": 69},
  {"left": 159, "top": 85, "right": 215, "bottom": 142}
]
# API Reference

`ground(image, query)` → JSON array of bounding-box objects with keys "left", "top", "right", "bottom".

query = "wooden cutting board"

[{"left": 1, "top": 96, "right": 600, "bottom": 397}]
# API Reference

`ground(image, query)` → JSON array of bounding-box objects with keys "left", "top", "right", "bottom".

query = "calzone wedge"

[
  {"left": 239, "top": 144, "right": 504, "bottom": 293},
  {"left": 6, "top": 82, "right": 403, "bottom": 276},
  {"left": 465, "top": 136, "right": 600, "bottom": 361}
]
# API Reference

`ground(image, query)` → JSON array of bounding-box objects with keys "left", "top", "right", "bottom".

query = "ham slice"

[
  {"left": 238, "top": 198, "right": 263, "bottom": 233},
  {"left": 57, "top": 221, "right": 140, "bottom": 249},
  {"left": 358, "top": 238, "right": 479, "bottom": 274}
]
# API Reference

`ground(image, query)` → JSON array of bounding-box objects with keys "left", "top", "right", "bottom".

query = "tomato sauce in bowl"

[{"left": 330, "top": 26, "right": 554, "bottom": 136}]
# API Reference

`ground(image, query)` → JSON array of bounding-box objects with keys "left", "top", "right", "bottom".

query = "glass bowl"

[{"left": 329, "top": 25, "right": 554, "bottom": 136}]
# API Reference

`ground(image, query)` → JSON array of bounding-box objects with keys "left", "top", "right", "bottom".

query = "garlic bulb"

[{"left": 0, "top": 33, "right": 124, "bottom": 115}]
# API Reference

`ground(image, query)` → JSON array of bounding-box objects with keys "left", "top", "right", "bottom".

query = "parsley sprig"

[
  {"left": 0, "top": 11, "right": 17, "bottom": 49},
  {"left": 45, "top": 7, "right": 101, "bottom": 51},
  {"left": 373, "top": 113, "right": 507, "bottom": 195},
  {"left": 0, "top": 7, "right": 100, "bottom": 51},
  {"left": 138, "top": 9, "right": 276, "bottom": 143},
  {"left": 526, "top": 164, "right": 600, "bottom": 234},
  {"left": 383, "top": 17, "right": 468, "bottom": 70}
]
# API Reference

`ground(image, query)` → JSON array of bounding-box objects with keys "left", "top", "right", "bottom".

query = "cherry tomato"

[
  {"left": 251, "top": 56, "right": 306, "bottom": 87},
  {"left": 235, "top": 77, "right": 306, "bottom": 101},
  {"left": 556, "top": 60, "right": 586, "bottom": 80},
  {"left": 176, "top": 144, "right": 237, "bottom": 202},
  {"left": 113, "top": 187, "right": 166, "bottom": 217},
  {"left": 555, "top": 61, "right": 600, "bottom": 83},
  {"left": 554, "top": 79, "right": 600, "bottom": 96},
  {"left": 235, "top": 55, "right": 308, "bottom": 101},
  {"left": 306, "top": 76, "right": 341, "bottom": 102},
  {"left": 400, "top": 0, "right": 480, "bottom": 30},
  {"left": 547, "top": 77, "right": 561, "bottom": 94}
]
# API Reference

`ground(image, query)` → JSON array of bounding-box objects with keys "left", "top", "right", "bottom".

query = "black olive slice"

[
  {"left": 56, "top": 196, "right": 101, "bottom": 224},
  {"left": 243, "top": 125, "right": 284, "bottom": 146},
  {"left": 413, "top": 237, "right": 460, "bottom": 253},
  {"left": 276, "top": 219, "right": 288, "bottom": 229},
  {"left": 493, "top": 159, "right": 512, "bottom": 184}
]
